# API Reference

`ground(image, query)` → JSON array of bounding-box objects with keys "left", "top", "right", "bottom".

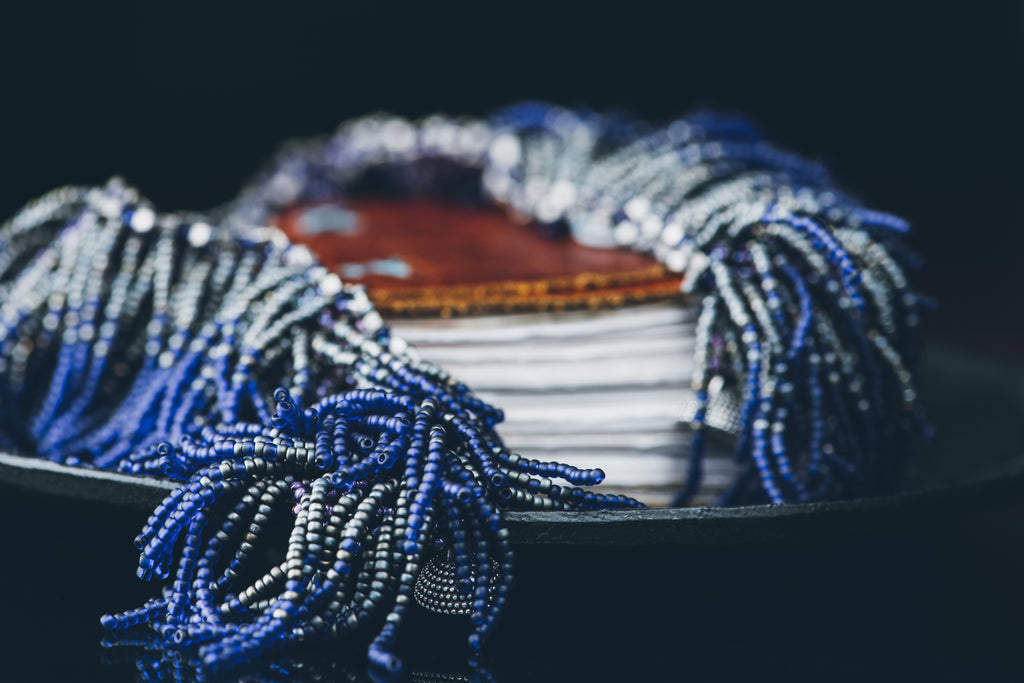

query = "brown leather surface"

[{"left": 273, "top": 199, "right": 684, "bottom": 316}]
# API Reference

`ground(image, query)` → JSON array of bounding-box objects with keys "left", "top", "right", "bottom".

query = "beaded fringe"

[
  {"left": 226, "top": 102, "right": 926, "bottom": 505},
  {"left": 0, "top": 181, "right": 640, "bottom": 675},
  {"left": 0, "top": 101, "right": 925, "bottom": 674}
]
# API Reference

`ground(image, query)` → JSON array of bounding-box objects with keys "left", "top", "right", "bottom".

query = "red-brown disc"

[{"left": 272, "top": 199, "right": 684, "bottom": 317}]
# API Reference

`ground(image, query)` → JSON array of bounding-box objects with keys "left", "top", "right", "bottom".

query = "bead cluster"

[
  {"left": 225, "top": 102, "right": 925, "bottom": 505},
  {"left": 0, "top": 179, "right": 641, "bottom": 675}
]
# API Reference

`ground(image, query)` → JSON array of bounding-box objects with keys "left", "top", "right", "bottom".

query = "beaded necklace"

[
  {"left": 225, "top": 102, "right": 925, "bottom": 506},
  {"left": 0, "top": 102, "right": 924, "bottom": 676}
]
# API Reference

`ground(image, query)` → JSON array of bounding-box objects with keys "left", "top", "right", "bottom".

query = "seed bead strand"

[
  {"left": 3, "top": 98, "right": 925, "bottom": 671},
  {"left": 1, "top": 179, "right": 640, "bottom": 675},
  {"left": 222, "top": 103, "right": 924, "bottom": 505}
]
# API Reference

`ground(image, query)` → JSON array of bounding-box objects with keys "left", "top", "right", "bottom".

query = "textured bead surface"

[
  {"left": 1, "top": 99, "right": 925, "bottom": 675},
  {"left": 0, "top": 177, "right": 643, "bottom": 676}
]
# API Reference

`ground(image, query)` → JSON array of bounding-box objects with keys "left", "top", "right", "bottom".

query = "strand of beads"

[
  {"left": 100, "top": 387, "right": 637, "bottom": 675},
  {"left": 484, "top": 104, "right": 924, "bottom": 503},
  {"left": 0, "top": 179, "right": 641, "bottom": 675},
  {"left": 224, "top": 102, "right": 925, "bottom": 505},
  {"left": 0, "top": 180, "right": 406, "bottom": 467}
]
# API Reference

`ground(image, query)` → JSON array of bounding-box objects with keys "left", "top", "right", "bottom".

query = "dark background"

[
  {"left": 1, "top": 2, "right": 1023, "bottom": 681},
  {"left": 3, "top": 1, "right": 1023, "bottom": 357}
]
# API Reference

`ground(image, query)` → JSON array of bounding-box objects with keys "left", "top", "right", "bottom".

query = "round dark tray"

[
  {"left": 1, "top": 343, "right": 1022, "bottom": 679},
  {"left": 3, "top": 343, "right": 1022, "bottom": 542}
]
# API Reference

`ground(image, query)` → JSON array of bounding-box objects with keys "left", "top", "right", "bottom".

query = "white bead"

[
  {"left": 188, "top": 221, "right": 212, "bottom": 247},
  {"left": 488, "top": 133, "right": 521, "bottom": 168},
  {"left": 130, "top": 206, "right": 156, "bottom": 232},
  {"left": 318, "top": 273, "right": 342, "bottom": 297}
]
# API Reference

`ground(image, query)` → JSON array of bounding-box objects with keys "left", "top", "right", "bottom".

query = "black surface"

[
  {"left": 2, "top": 469, "right": 1024, "bottom": 682},
  {"left": 1, "top": 348, "right": 1023, "bottom": 680},
  {"left": 2, "top": 2, "right": 1024, "bottom": 681}
]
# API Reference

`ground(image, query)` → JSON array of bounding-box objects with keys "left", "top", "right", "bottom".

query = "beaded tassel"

[
  {"left": 225, "top": 102, "right": 925, "bottom": 505},
  {"left": 0, "top": 180, "right": 641, "bottom": 675}
]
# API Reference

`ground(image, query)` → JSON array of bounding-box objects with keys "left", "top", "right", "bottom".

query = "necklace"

[
  {"left": 0, "top": 102, "right": 924, "bottom": 676},
  {"left": 224, "top": 102, "right": 925, "bottom": 506}
]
